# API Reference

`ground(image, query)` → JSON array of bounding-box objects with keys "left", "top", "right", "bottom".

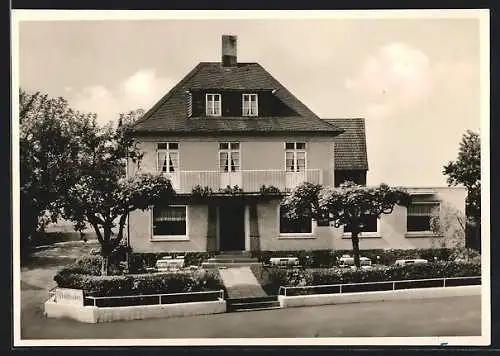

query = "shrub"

[
  {"left": 250, "top": 264, "right": 312, "bottom": 295},
  {"left": 251, "top": 261, "right": 480, "bottom": 295},
  {"left": 127, "top": 252, "right": 215, "bottom": 273},
  {"left": 54, "top": 269, "right": 223, "bottom": 297},
  {"left": 73, "top": 255, "right": 102, "bottom": 275},
  {"left": 252, "top": 248, "right": 474, "bottom": 268}
]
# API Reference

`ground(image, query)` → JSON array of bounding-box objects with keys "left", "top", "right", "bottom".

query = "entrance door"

[{"left": 219, "top": 203, "right": 245, "bottom": 251}]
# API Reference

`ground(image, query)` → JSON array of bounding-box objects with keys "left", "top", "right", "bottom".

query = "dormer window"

[
  {"left": 242, "top": 93, "right": 258, "bottom": 116},
  {"left": 206, "top": 93, "right": 221, "bottom": 116}
]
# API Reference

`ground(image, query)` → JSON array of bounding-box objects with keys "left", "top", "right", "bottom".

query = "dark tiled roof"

[
  {"left": 132, "top": 62, "right": 343, "bottom": 135},
  {"left": 325, "top": 118, "right": 368, "bottom": 171}
]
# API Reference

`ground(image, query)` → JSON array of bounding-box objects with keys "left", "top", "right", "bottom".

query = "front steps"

[
  {"left": 226, "top": 296, "right": 280, "bottom": 312},
  {"left": 201, "top": 251, "right": 260, "bottom": 268},
  {"left": 206, "top": 255, "right": 280, "bottom": 312}
]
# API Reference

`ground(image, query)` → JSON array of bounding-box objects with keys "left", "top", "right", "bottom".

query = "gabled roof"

[
  {"left": 132, "top": 62, "right": 343, "bottom": 135},
  {"left": 325, "top": 118, "right": 369, "bottom": 171}
]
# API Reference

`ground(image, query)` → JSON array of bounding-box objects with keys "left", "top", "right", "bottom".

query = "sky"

[{"left": 16, "top": 12, "right": 485, "bottom": 187}]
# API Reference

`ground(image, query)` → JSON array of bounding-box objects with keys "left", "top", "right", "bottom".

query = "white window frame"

[
  {"left": 277, "top": 205, "right": 316, "bottom": 239},
  {"left": 156, "top": 142, "right": 179, "bottom": 173},
  {"left": 342, "top": 216, "right": 381, "bottom": 239},
  {"left": 242, "top": 93, "right": 258, "bottom": 116},
  {"left": 206, "top": 93, "right": 222, "bottom": 116},
  {"left": 405, "top": 201, "right": 440, "bottom": 237},
  {"left": 150, "top": 205, "right": 189, "bottom": 241},
  {"left": 284, "top": 142, "right": 307, "bottom": 172},
  {"left": 218, "top": 142, "right": 241, "bottom": 173}
]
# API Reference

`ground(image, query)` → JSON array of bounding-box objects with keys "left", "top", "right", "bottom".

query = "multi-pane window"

[
  {"left": 153, "top": 205, "right": 187, "bottom": 236},
  {"left": 242, "top": 94, "right": 258, "bottom": 116},
  {"left": 206, "top": 93, "right": 221, "bottom": 116},
  {"left": 279, "top": 205, "right": 312, "bottom": 234},
  {"left": 344, "top": 215, "right": 378, "bottom": 233},
  {"left": 157, "top": 142, "right": 179, "bottom": 173},
  {"left": 219, "top": 142, "right": 240, "bottom": 172},
  {"left": 407, "top": 202, "right": 439, "bottom": 232},
  {"left": 285, "top": 142, "right": 306, "bottom": 172}
]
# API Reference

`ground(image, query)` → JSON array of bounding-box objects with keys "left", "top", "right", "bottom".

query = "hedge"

[
  {"left": 128, "top": 252, "right": 216, "bottom": 274},
  {"left": 251, "top": 248, "right": 480, "bottom": 268},
  {"left": 250, "top": 261, "right": 481, "bottom": 295},
  {"left": 53, "top": 268, "right": 224, "bottom": 297}
]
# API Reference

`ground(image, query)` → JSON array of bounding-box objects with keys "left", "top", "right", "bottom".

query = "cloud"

[
  {"left": 346, "top": 42, "right": 432, "bottom": 119},
  {"left": 71, "top": 69, "right": 175, "bottom": 126}
]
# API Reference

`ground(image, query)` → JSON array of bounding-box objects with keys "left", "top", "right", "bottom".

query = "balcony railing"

[{"left": 162, "top": 169, "right": 322, "bottom": 194}]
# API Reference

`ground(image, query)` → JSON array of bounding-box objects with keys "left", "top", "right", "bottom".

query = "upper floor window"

[
  {"left": 219, "top": 142, "right": 240, "bottom": 172},
  {"left": 407, "top": 202, "right": 440, "bottom": 232},
  {"left": 206, "top": 93, "right": 221, "bottom": 116},
  {"left": 285, "top": 142, "right": 306, "bottom": 172},
  {"left": 242, "top": 93, "right": 258, "bottom": 116},
  {"left": 157, "top": 142, "right": 179, "bottom": 173}
]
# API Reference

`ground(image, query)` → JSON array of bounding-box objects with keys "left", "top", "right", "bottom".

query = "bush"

[
  {"left": 73, "top": 255, "right": 102, "bottom": 275},
  {"left": 251, "top": 261, "right": 480, "bottom": 295},
  {"left": 250, "top": 264, "right": 312, "bottom": 295},
  {"left": 54, "top": 269, "right": 223, "bottom": 297},
  {"left": 128, "top": 252, "right": 215, "bottom": 273},
  {"left": 61, "top": 245, "right": 128, "bottom": 276},
  {"left": 252, "top": 248, "right": 474, "bottom": 267}
]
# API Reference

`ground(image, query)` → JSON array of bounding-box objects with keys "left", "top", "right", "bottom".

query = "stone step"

[
  {"left": 218, "top": 251, "right": 252, "bottom": 257},
  {"left": 208, "top": 257, "right": 258, "bottom": 263},
  {"left": 202, "top": 262, "right": 262, "bottom": 269},
  {"left": 227, "top": 295, "right": 277, "bottom": 304},
  {"left": 227, "top": 300, "right": 281, "bottom": 312},
  {"left": 230, "top": 306, "right": 282, "bottom": 313}
]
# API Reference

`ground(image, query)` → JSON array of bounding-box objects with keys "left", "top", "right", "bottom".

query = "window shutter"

[{"left": 187, "top": 91, "right": 192, "bottom": 117}]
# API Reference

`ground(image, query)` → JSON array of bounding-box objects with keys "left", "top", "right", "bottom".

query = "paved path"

[{"left": 218, "top": 267, "right": 267, "bottom": 299}]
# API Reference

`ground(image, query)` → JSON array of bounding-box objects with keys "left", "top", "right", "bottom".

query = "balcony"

[{"left": 161, "top": 169, "right": 322, "bottom": 194}]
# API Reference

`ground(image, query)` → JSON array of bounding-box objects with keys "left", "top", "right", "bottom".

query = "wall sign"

[{"left": 55, "top": 288, "right": 84, "bottom": 306}]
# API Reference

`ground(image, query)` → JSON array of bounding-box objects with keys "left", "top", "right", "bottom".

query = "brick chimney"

[{"left": 221, "top": 35, "right": 237, "bottom": 67}]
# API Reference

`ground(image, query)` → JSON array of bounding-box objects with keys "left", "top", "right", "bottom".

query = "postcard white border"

[{"left": 11, "top": 9, "right": 491, "bottom": 347}]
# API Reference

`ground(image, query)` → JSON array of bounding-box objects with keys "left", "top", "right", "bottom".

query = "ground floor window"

[
  {"left": 279, "top": 205, "right": 312, "bottom": 234},
  {"left": 407, "top": 202, "right": 439, "bottom": 232},
  {"left": 153, "top": 205, "right": 187, "bottom": 236},
  {"left": 344, "top": 215, "right": 378, "bottom": 234}
]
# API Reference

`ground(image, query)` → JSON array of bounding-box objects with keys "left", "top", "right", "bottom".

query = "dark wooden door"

[{"left": 219, "top": 203, "right": 245, "bottom": 251}]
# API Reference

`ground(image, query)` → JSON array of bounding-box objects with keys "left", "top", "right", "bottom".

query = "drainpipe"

[{"left": 125, "top": 140, "right": 131, "bottom": 271}]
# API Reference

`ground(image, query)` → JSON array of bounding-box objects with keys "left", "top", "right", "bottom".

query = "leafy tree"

[
  {"left": 61, "top": 118, "right": 175, "bottom": 275},
  {"left": 443, "top": 130, "right": 481, "bottom": 249},
  {"left": 429, "top": 202, "right": 466, "bottom": 249},
  {"left": 19, "top": 89, "right": 95, "bottom": 257},
  {"left": 282, "top": 181, "right": 410, "bottom": 268},
  {"left": 118, "top": 108, "right": 145, "bottom": 127}
]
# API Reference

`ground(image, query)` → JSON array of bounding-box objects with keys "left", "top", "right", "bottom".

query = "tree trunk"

[{"left": 351, "top": 231, "right": 361, "bottom": 268}]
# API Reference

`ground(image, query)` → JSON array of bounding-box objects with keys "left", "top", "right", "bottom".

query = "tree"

[
  {"left": 19, "top": 89, "right": 96, "bottom": 257},
  {"left": 118, "top": 108, "right": 145, "bottom": 127},
  {"left": 429, "top": 202, "right": 466, "bottom": 249},
  {"left": 61, "top": 118, "right": 175, "bottom": 275},
  {"left": 282, "top": 181, "right": 410, "bottom": 268},
  {"left": 443, "top": 130, "right": 481, "bottom": 249}
]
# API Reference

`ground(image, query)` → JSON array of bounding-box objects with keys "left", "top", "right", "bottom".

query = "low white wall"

[
  {"left": 44, "top": 301, "right": 99, "bottom": 323},
  {"left": 44, "top": 299, "right": 227, "bottom": 323},
  {"left": 278, "top": 285, "right": 481, "bottom": 308}
]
